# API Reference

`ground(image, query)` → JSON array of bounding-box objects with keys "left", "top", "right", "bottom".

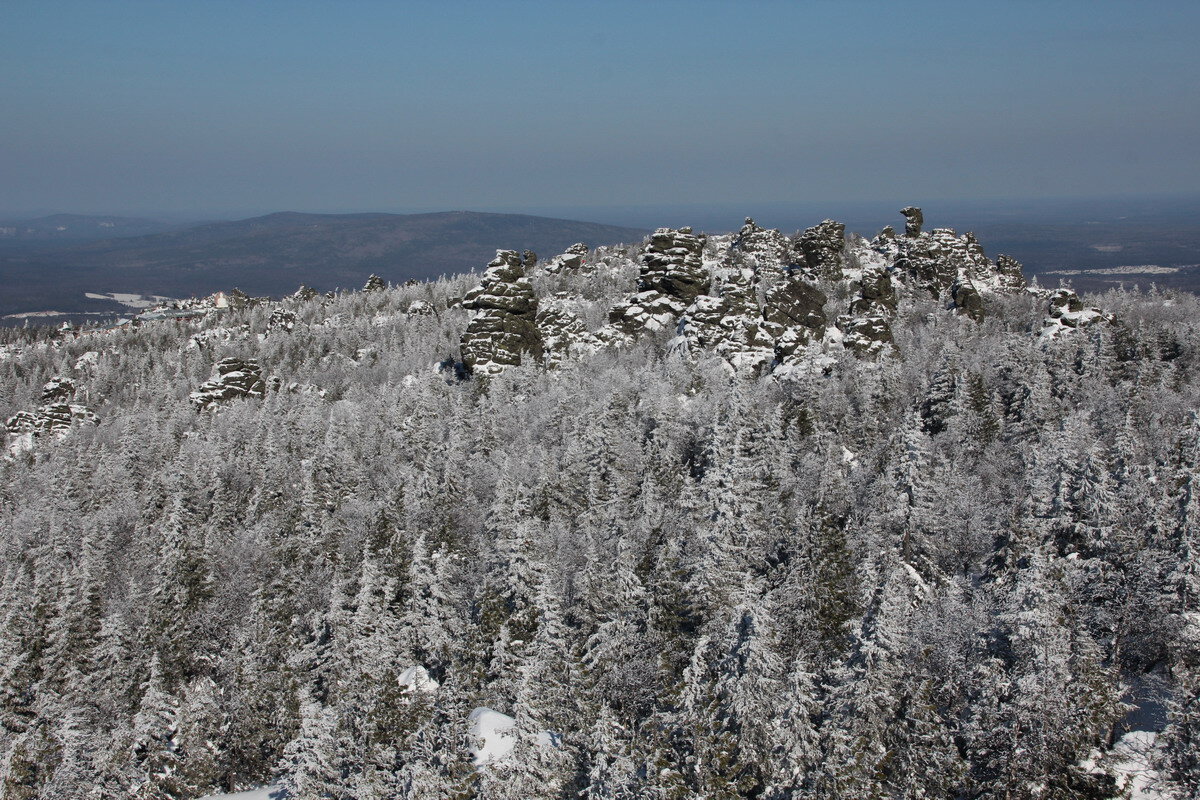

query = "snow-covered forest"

[{"left": 1, "top": 211, "right": 1198, "bottom": 799}]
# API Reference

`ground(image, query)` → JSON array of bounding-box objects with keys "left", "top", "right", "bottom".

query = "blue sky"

[{"left": 1, "top": 0, "right": 1197, "bottom": 217}]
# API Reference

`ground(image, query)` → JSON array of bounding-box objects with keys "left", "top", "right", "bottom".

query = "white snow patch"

[
  {"left": 197, "top": 786, "right": 286, "bottom": 800},
  {"left": 398, "top": 665, "right": 439, "bottom": 694},
  {"left": 1108, "top": 731, "right": 1168, "bottom": 800},
  {"left": 468, "top": 706, "right": 557, "bottom": 767},
  {"left": 470, "top": 706, "right": 517, "bottom": 765}
]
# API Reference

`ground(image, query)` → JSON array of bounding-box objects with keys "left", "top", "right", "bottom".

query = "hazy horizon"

[{"left": 3, "top": 0, "right": 1198, "bottom": 220}]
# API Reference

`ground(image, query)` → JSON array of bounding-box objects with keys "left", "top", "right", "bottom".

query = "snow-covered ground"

[{"left": 1108, "top": 731, "right": 1168, "bottom": 800}]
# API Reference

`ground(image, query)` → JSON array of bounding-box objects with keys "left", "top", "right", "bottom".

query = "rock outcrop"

[
  {"left": 762, "top": 277, "right": 829, "bottom": 361},
  {"left": 681, "top": 268, "right": 776, "bottom": 371},
  {"left": 901, "top": 206, "right": 924, "bottom": 237},
  {"left": 541, "top": 243, "right": 590, "bottom": 275},
  {"left": 190, "top": 358, "right": 266, "bottom": 410},
  {"left": 1041, "top": 288, "right": 1109, "bottom": 338},
  {"left": 797, "top": 220, "right": 847, "bottom": 280},
  {"left": 460, "top": 250, "right": 543, "bottom": 374},
  {"left": 5, "top": 379, "right": 99, "bottom": 443},
  {"left": 605, "top": 227, "right": 709, "bottom": 339},
  {"left": 363, "top": 274, "right": 387, "bottom": 293}
]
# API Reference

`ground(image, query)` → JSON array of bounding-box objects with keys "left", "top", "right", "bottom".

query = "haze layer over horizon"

[{"left": 2, "top": 0, "right": 1198, "bottom": 218}]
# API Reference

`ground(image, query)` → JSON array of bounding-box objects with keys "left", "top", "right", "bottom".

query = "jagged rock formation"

[
  {"left": 681, "top": 268, "right": 776, "bottom": 371},
  {"left": 995, "top": 254, "right": 1027, "bottom": 290},
  {"left": 292, "top": 284, "right": 320, "bottom": 302},
  {"left": 732, "top": 218, "right": 793, "bottom": 278},
  {"left": 762, "top": 277, "right": 829, "bottom": 361},
  {"left": 190, "top": 358, "right": 266, "bottom": 410},
  {"left": 460, "top": 250, "right": 543, "bottom": 374},
  {"left": 797, "top": 220, "right": 847, "bottom": 280},
  {"left": 541, "top": 243, "right": 590, "bottom": 274},
  {"left": 4, "top": 378, "right": 99, "bottom": 443},
  {"left": 901, "top": 206, "right": 924, "bottom": 237},
  {"left": 604, "top": 227, "right": 709, "bottom": 340},
  {"left": 637, "top": 227, "right": 709, "bottom": 303},
  {"left": 363, "top": 274, "right": 387, "bottom": 292}
]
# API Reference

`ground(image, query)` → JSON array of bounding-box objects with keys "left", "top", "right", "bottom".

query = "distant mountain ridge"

[
  {"left": 0, "top": 214, "right": 179, "bottom": 241},
  {"left": 0, "top": 211, "right": 648, "bottom": 321}
]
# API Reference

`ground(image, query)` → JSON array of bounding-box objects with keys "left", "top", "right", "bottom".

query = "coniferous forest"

[{"left": 1, "top": 213, "right": 1199, "bottom": 799}]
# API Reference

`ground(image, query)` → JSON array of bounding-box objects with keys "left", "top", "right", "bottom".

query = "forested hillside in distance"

[{"left": 1, "top": 212, "right": 1198, "bottom": 799}]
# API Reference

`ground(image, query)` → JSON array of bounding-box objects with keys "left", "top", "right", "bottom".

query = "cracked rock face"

[
  {"left": 5, "top": 404, "right": 99, "bottom": 439},
  {"left": 363, "top": 274, "right": 387, "bottom": 293},
  {"left": 680, "top": 268, "right": 776, "bottom": 371},
  {"left": 732, "top": 218, "right": 793, "bottom": 277},
  {"left": 190, "top": 358, "right": 266, "bottom": 410},
  {"left": 638, "top": 227, "right": 709, "bottom": 304},
  {"left": 797, "top": 220, "right": 847, "bottom": 280},
  {"left": 995, "top": 254, "right": 1027, "bottom": 290},
  {"left": 460, "top": 250, "right": 543, "bottom": 374},
  {"left": 839, "top": 314, "right": 895, "bottom": 356},
  {"left": 762, "top": 277, "right": 829, "bottom": 360}
]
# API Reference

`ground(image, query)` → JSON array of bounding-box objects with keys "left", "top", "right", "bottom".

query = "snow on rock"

[
  {"left": 797, "top": 219, "right": 847, "bottom": 280},
  {"left": 541, "top": 242, "right": 591, "bottom": 274},
  {"left": 468, "top": 707, "right": 558, "bottom": 767},
  {"left": 397, "top": 665, "right": 439, "bottom": 694},
  {"left": 190, "top": 358, "right": 267, "bottom": 411},
  {"left": 197, "top": 786, "right": 286, "bottom": 800},
  {"left": 1040, "top": 288, "right": 1111, "bottom": 340}
]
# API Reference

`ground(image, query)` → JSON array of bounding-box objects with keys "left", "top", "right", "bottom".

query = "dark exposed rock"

[
  {"left": 1049, "top": 288, "right": 1084, "bottom": 315},
  {"left": 839, "top": 314, "right": 895, "bottom": 356},
  {"left": 1041, "top": 288, "right": 1109, "bottom": 337},
  {"left": 460, "top": 250, "right": 543, "bottom": 374},
  {"left": 522, "top": 250, "right": 538, "bottom": 270},
  {"left": 763, "top": 277, "right": 828, "bottom": 360},
  {"left": 292, "top": 285, "right": 320, "bottom": 302},
  {"left": 5, "top": 404, "right": 99, "bottom": 438},
  {"left": 680, "top": 269, "right": 775, "bottom": 371},
  {"left": 901, "top": 206, "right": 924, "bottom": 237},
  {"left": 733, "top": 218, "right": 792, "bottom": 276},
  {"left": 797, "top": 220, "right": 846, "bottom": 280},
  {"left": 638, "top": 227, "right": 709, "bottom": 304},
  {"left": 850, "top": 265, "right": 897, "bottom": 315},
  {"left": 363, "top": 274, "right": 387, "bottom": 293},
  {"left": 190, "top": 358, "right": 266, "bottom": 410},
  {"left": 952, "top": 282, "right": 985, "bottom": 321}
]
